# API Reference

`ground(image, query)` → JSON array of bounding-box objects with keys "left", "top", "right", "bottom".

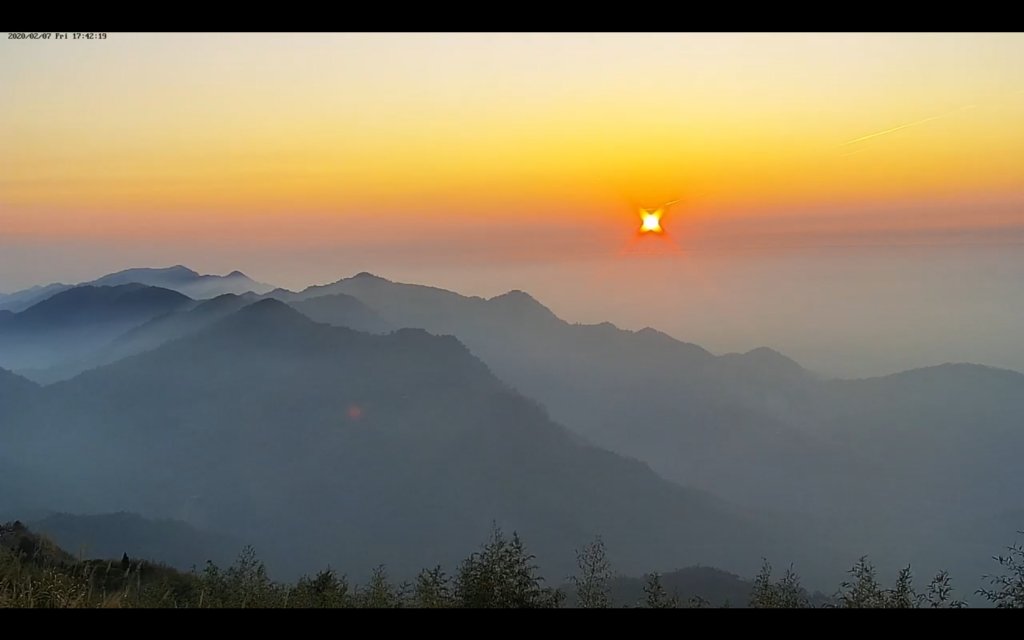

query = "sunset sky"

[{"left": 3, "top": 33, "right": 1024, "bottom": 375}]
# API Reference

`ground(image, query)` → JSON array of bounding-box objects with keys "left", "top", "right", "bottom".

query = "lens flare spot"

[
  {"left": 640, "top": 210, "right": 663, "bottom": 233},
  {"left": 346, "top": 404, "right": 364, "bottom": 421}
]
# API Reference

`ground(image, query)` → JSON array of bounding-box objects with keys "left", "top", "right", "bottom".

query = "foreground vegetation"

[{"left": 1, "top": 521, "right": 1021, "bottom": 608}]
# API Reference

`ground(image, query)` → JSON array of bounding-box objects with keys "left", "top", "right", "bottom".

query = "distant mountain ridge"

[
  {"left": 21, "top": 292, "right": 260, "bottom": 384},
  {"left": 0, "top": 367, "right": 38, "bottom": 413},
  {"left": 11, "top": 284, "right": 190, "bottom": 328},
  {"left": 0, "top": 298, "right": 814, "bottom": 582},
  {"left": 0, "top": 284, "right": 194, "bottom": 374},
  {"left": 6, "top": 288, "right": 390, "bottom": 384},
  {"left": 90, "top": 266, "right": 272, "bottom": 299},
  {"left": 4, "top": 265, "right": 1023, "bottom": 590},
  {"left": 286, "top": 293, "right": 392, "bottom": 334},
  {"left": 263, "top": 271, "right": 1024, "bottom": 586},
  {"left": 25, "top": 512, "right": 241, "bottom": 571},
  {"left": 0, "top": 266, "right": 273, "bottom": 312},
  {"left": 0, "top": 282, "right": 75, "bottom": 313}
]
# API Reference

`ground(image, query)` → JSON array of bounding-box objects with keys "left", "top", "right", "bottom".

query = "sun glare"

[{"left": 640, "top": 209, "right": 663, "bottom": 234}]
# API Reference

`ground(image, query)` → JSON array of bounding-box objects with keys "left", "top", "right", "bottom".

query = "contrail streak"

[
  {"left": 840, "top": 104, "right": 977, "bottom": 147},
  {"left": 840, "top": 146, "right": 873, "bottom": 157}
]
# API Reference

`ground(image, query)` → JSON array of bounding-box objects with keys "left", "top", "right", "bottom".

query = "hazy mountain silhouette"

[
  {"left": 286, "top": 293, "right": 392, "bottom": 334},
  {"left": 0, "top": 367, "right": 37, "bottom": 421},
  {"left": 1, "top": 299, "right": 820, "bottom": 582},
  {"left": 89, "top": 265, "right": 272, "bottom": 298},
  {"left": 0, "top": 282, "right": 74, "bottom": 313},
  {"left": 25, "top": 292, "right": 261, "bottom": 384},
  {"left": 596, "top": 565, "right": 829, "bottom": 607},
  {"left": 11, "top": 283, "right": 190, "bottom": 328},
  {"left": 26, "top": 512, "right": 241, "bottom": 571},
  {"left": 566, "top": 565, "right": 756, "bottom": 607},
  {"left": 813, "top": 363, "right": 1024, "bottom": 515},
  {"left": 0, "top": 266, "right": 272, "bottom": 313},
  {"left": 5, "top": 266, "right": 1022, "bottom": 590},
  {"left": 11, "top": 291, "right": 389, "bottom": 384},
  {"left": 274, "top": 272, "right": 1024, "bottom": 582},
  {"left": 0, "top": 366, "right": 37, "bottom": 396},
  {"left": 0, "top": 285, "right": 193, "bottom": 374},
  {"left": 0, "top": 369, "right": 42, "bottom": 514},
  {"left": 278, "top": 274, "right": 849, "bottom": 501}
]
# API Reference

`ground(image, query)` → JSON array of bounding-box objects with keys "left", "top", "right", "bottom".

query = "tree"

[
  {"left": 750, "top": 559, "right": 809, "bottom": 608},
  {"left": 197, "top": 546, "right": 285, "bottom": 608},
  {"left": 886, "top": 565, "right": 915, "bottom": 608},
  {"left": 641, "top": 572, "right": 678, "bottom": 608},
  {"left": 836, "top": 557, "right": 887, "bottom": 608},
  {"left": 357, "top": 565, "right": 405, "bottom": 608},
  {"left": 835, "top": 558, "right": 944, "bottom": 609},
  {"left": 750, "top": 559, "right": 775, "bottom": 608},
  {"left": 571, "top": 536, "right": 612, "bottom": 608},
  {"left": 687, "top": 595, "right": 711, "bottom": 608},
  {"left": 775, "top": 565, "right": 810, "bottom": 607},
  {"left": 920, "top": 570, "right": 966, "bottom": 608},
  {"left": 455, "top": 526, "right": 563, "bottom": 608},
  {"left": 289, "top": 567, "right": 351, "bottom": 608},
  {"left": 412, "top": 566, "right": 455, "bottom": 608},
  {"left": 978, "top": 533, "right": 1024, "bottom": 608}
]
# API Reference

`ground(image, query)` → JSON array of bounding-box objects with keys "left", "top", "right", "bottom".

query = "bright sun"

[{"left": 640, "top": 209, "right": 663, "bottom": 233}]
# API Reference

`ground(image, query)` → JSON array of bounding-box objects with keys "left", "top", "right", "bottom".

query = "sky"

[{"left": 2, "top": 33, "right": 1023, "bottom": 376}]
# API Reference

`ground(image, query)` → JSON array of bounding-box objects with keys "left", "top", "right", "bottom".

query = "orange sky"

[{"left": 2, "top": 33, "right": 1024, "bottom": 293}]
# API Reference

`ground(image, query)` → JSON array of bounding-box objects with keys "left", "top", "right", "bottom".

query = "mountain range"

[
  {"left": 1, "top": 265, "right": 1021, "bottom": 590},
  {"left": 0, "top": 284, "right": 193, "bottom": 374},
  {"left": 17, "top": 512, "right": 241, "bottom": 571},
  {"left": 0, "top": 299, "right": 812, "bottom": 581},
  {"left": 0, "top": 266, "right": 271, "bottom": 313},
  {"left": 272, "top": 274, "right": 1024, "bottom": 512}
]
